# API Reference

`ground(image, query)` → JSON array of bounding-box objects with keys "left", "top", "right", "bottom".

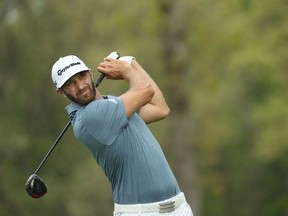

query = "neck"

[{"left": 95, "top": 88, "right": 103, "bottom": 100}]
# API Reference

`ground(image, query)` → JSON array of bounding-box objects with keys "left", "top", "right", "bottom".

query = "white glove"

[{"left": 119, "top": 56, "right": 135, "bottom": 64}]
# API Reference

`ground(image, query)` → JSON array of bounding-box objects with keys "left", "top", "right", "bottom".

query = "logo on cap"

[{"left": 57, "top": 62, "right": 81, "bottom": 76}]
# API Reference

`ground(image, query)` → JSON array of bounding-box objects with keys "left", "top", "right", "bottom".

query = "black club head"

[{"left": 25, "top": 174, "right": 47, "bottom": 198}]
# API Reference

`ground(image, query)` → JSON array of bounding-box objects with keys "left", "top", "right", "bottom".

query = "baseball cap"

[{"left": 51, "top": 55, "right": 89, "bottom": 88}]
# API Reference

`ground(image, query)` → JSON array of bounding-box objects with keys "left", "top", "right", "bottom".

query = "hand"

[{"left": 97, "top": 58, "right": 133, "bottom": 80}]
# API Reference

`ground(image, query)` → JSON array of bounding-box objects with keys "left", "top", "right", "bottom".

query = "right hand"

[{"left": 97, "top": 58, "right": 133, "bottom": 80}]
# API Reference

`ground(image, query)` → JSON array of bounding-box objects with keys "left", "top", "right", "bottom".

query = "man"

[{"left": 51, "top": 52, "right": 193, "bottom": 215}]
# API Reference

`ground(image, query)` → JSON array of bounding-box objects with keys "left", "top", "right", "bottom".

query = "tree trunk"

[{"left": 158, "top": 0, "right": 202, "bottom": 215}]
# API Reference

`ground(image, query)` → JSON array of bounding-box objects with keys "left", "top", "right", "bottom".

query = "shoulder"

[
  {"left": 66, "top": 103, "right": 83, "bottom": 115},
  {"left": 81, "top": 97, "right": 124, "bottom": 121}
]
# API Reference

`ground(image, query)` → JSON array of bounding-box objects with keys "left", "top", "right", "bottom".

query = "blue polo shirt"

[{"left": 66, "top": 96, "right": 180, "bottom": 204}]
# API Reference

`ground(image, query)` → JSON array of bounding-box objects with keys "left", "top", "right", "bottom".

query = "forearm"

[
  {"left": 109, "top": 58, "right": 155, "bottom": 118},
  {"left": 132, "top": 61, "right": 168, "bottom": 106},
  {"left": 120, "top": 62, "right": 155, "bottom": 116},
  {"left": 131, "top": 60, "right": 170, "bottom": 123},
  {"left": 125, "top": 60, "right": 153, "bottom": 93}
]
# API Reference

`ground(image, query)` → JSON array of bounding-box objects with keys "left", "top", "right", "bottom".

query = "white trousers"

[{"left": 113, "top": 201, "right": 193, "bottom": 216}]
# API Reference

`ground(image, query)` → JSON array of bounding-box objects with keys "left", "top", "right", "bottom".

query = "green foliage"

[{"left": 1, "top": 0, "right": 288, "bottom": 215}]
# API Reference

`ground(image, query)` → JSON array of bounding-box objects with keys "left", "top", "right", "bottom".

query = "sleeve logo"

[{"left": 108, "top": 98, "right": 118, "bottom": 104}]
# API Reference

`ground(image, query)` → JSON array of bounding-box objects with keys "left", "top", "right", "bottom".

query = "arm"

[
  {"left": 131, "top": 60, "right": 170, "bottom": 124},
  {"left": 97, "top": 58, "right": 155, "bottom": 119}
]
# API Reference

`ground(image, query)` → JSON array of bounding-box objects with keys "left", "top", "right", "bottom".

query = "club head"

[{"left": 25, "top": 174, "right": 47, "bottom": 198}]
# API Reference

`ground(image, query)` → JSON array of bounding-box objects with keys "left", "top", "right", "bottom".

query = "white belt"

[{"left": 114, "top": 192, "right": 186, "bottom": 213}]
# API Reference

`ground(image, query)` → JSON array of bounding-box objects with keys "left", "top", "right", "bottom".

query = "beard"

[{"left": 64, "top": 79, "right": 96, "bottom": 105}]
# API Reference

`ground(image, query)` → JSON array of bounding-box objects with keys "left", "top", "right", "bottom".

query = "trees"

[{"left": 1, "top": 0, "right": 287, "bottom": 215}]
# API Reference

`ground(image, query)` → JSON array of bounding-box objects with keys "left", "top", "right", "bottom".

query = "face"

[{"left": 58, "top": 71, "right": 96, "bottom": 105}]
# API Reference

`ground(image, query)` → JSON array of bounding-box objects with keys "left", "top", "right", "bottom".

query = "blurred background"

[{"left": 1, "top": 0, "right": 288, "bottom": 215}]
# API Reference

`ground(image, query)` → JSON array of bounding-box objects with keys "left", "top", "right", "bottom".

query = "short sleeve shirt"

[{"left": 66, "top": 96, "right": 180, "bottom": 204}]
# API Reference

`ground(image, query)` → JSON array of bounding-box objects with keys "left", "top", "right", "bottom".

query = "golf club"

[{"left": 25, "top": 52, "right": 120, "bottom": 198}]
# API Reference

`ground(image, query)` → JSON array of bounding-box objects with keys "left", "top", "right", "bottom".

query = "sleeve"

[{"left": 82, "top": 97, "right": 128, "bottom": 146}]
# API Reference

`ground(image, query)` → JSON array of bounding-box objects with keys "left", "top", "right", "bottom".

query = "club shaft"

[
  {"left": 34, "top": 73, "right": 106, "bottom": 175},
  {"left": 34, "top": 121, "right": 71, "bottom": 174},
  {"left": 95, "top": 73, "right": 105, "bottom": 87}
]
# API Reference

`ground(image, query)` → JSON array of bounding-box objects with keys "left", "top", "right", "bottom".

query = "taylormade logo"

[{"left": 57, "top": 62, "right": 81, "bottom": 76}]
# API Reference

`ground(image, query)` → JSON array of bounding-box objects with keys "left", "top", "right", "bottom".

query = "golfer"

[{"left": 51, "top": 53, "right": 193, "bottom": 216}]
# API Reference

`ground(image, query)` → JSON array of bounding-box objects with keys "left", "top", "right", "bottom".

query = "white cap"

[{"left": 51, "top": 55, "right": 89, "bottom": 88}]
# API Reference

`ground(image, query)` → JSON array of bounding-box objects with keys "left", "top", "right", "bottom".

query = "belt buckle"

[{"left": 159, "top": 200, "right": 175, "bottom": 213}]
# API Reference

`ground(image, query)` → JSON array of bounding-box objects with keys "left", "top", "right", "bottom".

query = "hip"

[{"left": 113, "top": 192, "right": 193, "bottom": 216}]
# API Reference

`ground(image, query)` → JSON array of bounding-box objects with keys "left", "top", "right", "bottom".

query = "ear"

[
  {"left": 56, "top": 88, "right": 66, "bottom": 97},
  {"left": 88, "top": 69, "right": 93, "bottom": 78}
]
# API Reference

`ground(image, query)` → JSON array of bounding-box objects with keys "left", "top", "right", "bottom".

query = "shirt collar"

[{"left": 65, "top": 96, "right": 109, "bottom": 115}]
